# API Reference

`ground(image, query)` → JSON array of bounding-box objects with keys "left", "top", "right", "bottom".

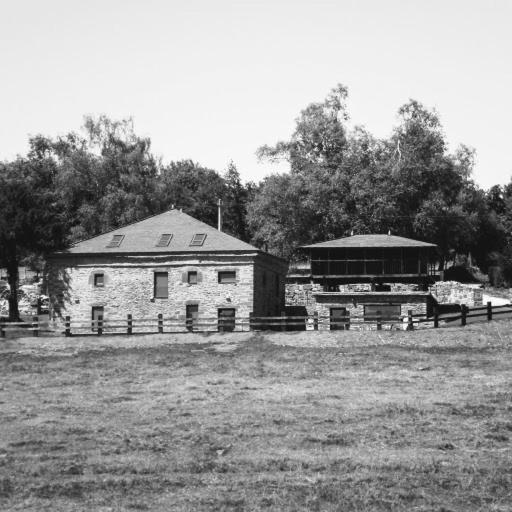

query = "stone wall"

[
  {"left": 285, "top": 283, "right": 323, "bottom": 314},
  {"left": 48, "top": 252, "right": 286, "bottom": 331},
  {"left": 429, "top": 281, "right": 483, "bottom": 306},
  {"left": 313, "top": 293, "right": 429, "bottom": 331}
]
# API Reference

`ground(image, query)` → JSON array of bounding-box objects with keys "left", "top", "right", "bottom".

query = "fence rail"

[{"left": 1, "top": 302, "right": 512, "bottom": 338}]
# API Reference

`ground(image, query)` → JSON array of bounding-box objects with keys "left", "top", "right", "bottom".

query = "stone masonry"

[
  {"left": 48, "top": 252, "right": 286, "bottom": 331},
  {"left": 429, "top": 281, "right": 483, "bottom": 307}
]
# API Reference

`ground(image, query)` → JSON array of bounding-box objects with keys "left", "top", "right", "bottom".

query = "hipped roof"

[
  {"left": 303, "top": 234, "right": 437, "bottom": 249},
  {"left": 64, "top": 209, "right": 259, "bottom": 254}
]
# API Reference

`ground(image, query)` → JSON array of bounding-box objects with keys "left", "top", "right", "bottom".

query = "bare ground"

[{"left": 1, "top": 321, "right": 512, "bottom": 511}]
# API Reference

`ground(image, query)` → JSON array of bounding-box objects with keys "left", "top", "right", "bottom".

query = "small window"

[
  {"left": 187, "top": 271, "right": 198, "bottom": 285},
  {"left": 154, "top": 272, "right": 168, "bottom": 299},
  {"left": 218, "top": 271, "right": 236, "bottom": 284},
  {"left": 190, "top": 234, "right": 207, "bottom": 246},
  {"left": 156, "top": 234, "right": 173, "bottom": 247},
  {"left": 106, "top": 234, "right": 124, "bottom": 248},
  {"left": 94, "top": 273, "right": 104, "bottom": 287},
  {"left": 364, "top": 304, "right": 400, "bottom": 321}
]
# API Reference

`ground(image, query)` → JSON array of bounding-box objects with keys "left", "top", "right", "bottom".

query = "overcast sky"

[{"left": 1, "top": 0, "right": 510, "bottom": 189}]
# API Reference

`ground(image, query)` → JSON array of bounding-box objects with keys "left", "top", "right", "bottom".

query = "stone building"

[
  {"left": 286, "top": 234, "right": 439, "bottom": 329},
  {"left": 48, "top": 209, "right": 287, "bottom": 331}
]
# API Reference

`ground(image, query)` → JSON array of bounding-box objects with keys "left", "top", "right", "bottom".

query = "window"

[
  {"left": 364, "top": 304, "right": 400, "bottom": 321},
  {"left": 106, "top": 234, "right": 124, "bottom": 248},
  {"left": 154, "top": 272, "right": 168, "bottom": 299},
  {"left": 94, "top": 273, "right": 104, "bottom": 287},
  {"left": 186, "top": 304, "right": 199, "bottom": 332},
  {"left": 218, "top": 271, "right": 236, "bottom": 284},
  {"left": 190, "top": 233, "right": 207, "bottom": 246},
  {"left": 218, "top": 308, "right": 235, "bottom": 332},
  {"left": 156, "top": 234, "right": 173, "bottom": 247},
  {"left": 187, "top": 271, "right": 198, "bottom": 285}
]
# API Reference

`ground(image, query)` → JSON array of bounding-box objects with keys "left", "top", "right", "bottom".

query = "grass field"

[{"left": 1, "top": 322, "right": 512, "bottom": 511}]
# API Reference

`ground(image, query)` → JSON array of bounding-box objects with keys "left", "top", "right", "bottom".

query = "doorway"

[
  {"left": 186, "top": 304, "right": 199, "bottom": 332},
  {"left": 91, "top": 306, "right": 104, "bottom": 332},
  {"left": 330, "top": 307, "right": 348, "bottom": 330},
  {"left": 218, "top": 308, "right": 236, "bottom": 332}
]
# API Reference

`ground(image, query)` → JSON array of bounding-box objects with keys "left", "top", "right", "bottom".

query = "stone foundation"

[{"left": 429, "top": 281, "right": 483, "bottom": 306}]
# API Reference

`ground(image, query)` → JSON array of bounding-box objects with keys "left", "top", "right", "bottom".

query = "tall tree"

[{"left": 0, "top": 157, "right": 67, "bottom": 320}]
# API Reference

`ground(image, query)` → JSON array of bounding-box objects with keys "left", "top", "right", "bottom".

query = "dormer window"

[
  {"left": 156, "top": 234, "right": 173, "bottom": 247},
  {"left": 106, "top": 234, "right": 124, "bottom": 248},
  {"left": 190, "top": 234, "right": 207, "bottom": 247}
]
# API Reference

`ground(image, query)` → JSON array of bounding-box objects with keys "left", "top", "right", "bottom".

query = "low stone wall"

[
  {"left": 285, "top": 283, "right": 323, "bottom": 314},
  {"left": 429, "top": 281, "right": 483, "bottom": 307}
]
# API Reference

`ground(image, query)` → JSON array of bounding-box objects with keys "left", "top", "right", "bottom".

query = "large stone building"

[
  {"left": 286, "top": 234, "right": 440, "bottom": 329},
  {"left": 48, "top": 209, "right": 287, "bottom": 331}
]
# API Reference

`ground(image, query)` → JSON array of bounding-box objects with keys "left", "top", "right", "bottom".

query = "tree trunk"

[{"left": 7, "top": 261, "right": 20, "bottom": 322}]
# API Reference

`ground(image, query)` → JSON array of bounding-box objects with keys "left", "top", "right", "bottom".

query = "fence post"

[
  {"left": 434, "top": 307, "right": 439, "bottom": 328},
  {"left": 158, "top": 313, "right": 163, "bottom": 333},
  {"left": 461, "top": 304, "right": 467, "bottom": 327},
  {"left": 65, "top": 316, "right": 71, "bottom": 337},
  {"left": 281, "top": 311, "right": 286, "bottom": 332},
  {"left": 376, "top": 315, "right": 382, "bottom": 331},
  {"left": 32, "top": 316, "right": 39, "bottom": 337},
  {"left": 487, "top": 301, "right": 492, "bottom": 321},
  {"left": 127, "top": 314, "right": 132, "bottom": 335},
  {"left": 407, "top": 310, "right": 413, "bottom": 331},
  {"left": 313, "top": 311, "right": 319, "bottom": 331},
  {"left": 97, "top": 315, "right": 103, "bottom": 336},
  {"left": 0, "top": 323, "right": 4, "bottom": 338},
  {"left": 345, "top": 313, "right": 350, "bottom": 330}
]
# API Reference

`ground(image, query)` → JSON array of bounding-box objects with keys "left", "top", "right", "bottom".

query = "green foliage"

[
  {"left": 250, "top": 85, "right": 502, "bottom": 273},
  {"left": 0, "top": 156, "right": 67, "bottom": 319}
]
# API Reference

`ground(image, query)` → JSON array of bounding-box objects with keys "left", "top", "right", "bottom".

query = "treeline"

[{"left": 2, "top": 84, "right": 512, "bottom": 312}]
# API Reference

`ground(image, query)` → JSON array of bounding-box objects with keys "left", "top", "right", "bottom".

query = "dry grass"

[{"left": 1, "top": 322, "right": 512, "bottom": 511}]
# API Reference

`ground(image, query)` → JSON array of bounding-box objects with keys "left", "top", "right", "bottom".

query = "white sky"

[{"left": 1, "top": 0, "right": 511, "bottom": 189}]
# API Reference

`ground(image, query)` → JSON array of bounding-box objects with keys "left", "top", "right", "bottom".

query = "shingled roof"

[
  {"left": 64, "top": 209, "right": 258, "bottom": 254},
  {"left": 303, "top": 234, "right": 436, "bottom": 249}
]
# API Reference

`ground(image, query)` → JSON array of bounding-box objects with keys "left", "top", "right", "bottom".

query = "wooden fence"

[{"left": 2, "top": 302, "right": 511, "bottom": 338}]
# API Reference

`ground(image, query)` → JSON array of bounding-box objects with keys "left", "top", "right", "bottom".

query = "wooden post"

[
  {"left": 32, "top": 316, "right": 39, "bottom": 337},
  {"left": 97, "top": 315, "right": 103, "bottom": 336},
  {"left": 313, "top": 311, "right": 319, "bottom": 331},
  {"left": 0, "top": 323, "right": 5, "bottom": 338},
  {"left": 158, "top": 313, "right": 163, "bottom": 333},
  {"left": 487, "top": 301, "right": 492, "bottom": 321},
  {"left": 376, "top": 315, "right": 382, "bottom": 331},
  {"left": 281, "top": 311, "right": 286, "bottom": 332},
  {"left": 434, "top": 307, "right": 439, "bottom": 328},
  {"left": 461, "top": 304, "right": 467, "bottom": 327},
  {"left": 65, "top": 316, "right": 71, "bottom": 337},
  {"left": 345, "top": 313, "right": 350, "bottom": 331},
  {"left": 407, "top": 310, "right": 413, "bottom": 331},
  {"left": 127, "top": 314, "right": 132, "bottom": 335}
]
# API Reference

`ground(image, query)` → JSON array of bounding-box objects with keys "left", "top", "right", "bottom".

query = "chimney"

[{"left": 217, "top": 199, "right": 223, "bottom": 231}]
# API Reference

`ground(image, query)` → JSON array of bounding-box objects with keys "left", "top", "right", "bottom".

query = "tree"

[{"left": 0, "top": 157, "right": 67, "bottom": 321}]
